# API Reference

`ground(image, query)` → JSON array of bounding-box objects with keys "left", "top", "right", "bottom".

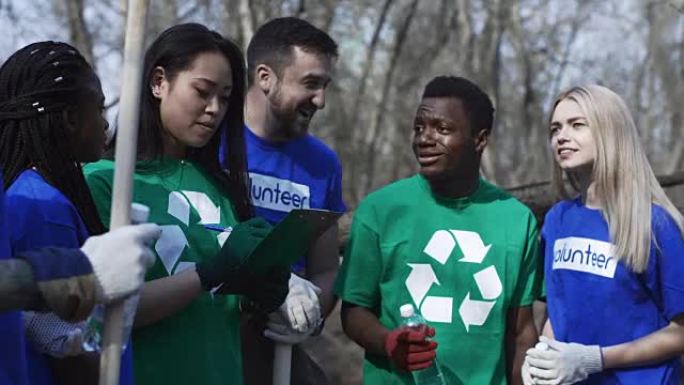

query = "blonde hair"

[{"left": 550, "top": 84, "right": 684, "bottom": 272}]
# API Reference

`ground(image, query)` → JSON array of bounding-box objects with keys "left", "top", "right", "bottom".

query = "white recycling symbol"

[
  {"left": 405, "top": 229, "right": 502, "bottom": 331},
  {"left": 168, "top": 190, "right": 221, "bottom": 226},
  {"left": 155, "top": 190, "right": 228, "bottom": 276}
]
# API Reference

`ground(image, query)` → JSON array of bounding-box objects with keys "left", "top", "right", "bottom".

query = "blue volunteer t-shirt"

[
  {"left": 542, "top": 197, "right": 684, "bottom": 385},
  {"left": 5, "top": 170, "right": 134, "bottom": 385},
  {"left": 0, "top": 174, "right": 28, "bottom": 385},
  {"left": 222, "top": 126, "right": 346, "bottom": 271}
]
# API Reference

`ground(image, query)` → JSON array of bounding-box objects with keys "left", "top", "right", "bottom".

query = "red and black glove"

[{"left": 384, "top": 325, "right": 438, "bottom": 371}]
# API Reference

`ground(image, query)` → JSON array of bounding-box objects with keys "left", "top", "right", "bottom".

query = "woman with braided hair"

[{"left": 0, "top": 41, "right": 134, "bottom": 385}]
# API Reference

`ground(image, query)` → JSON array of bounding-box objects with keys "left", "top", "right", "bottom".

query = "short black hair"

[
  {"left": 246, "top": 17, "right": 338, "bottom": 85},
  {"left": 422, "top": 76, "right": 494, "bottom": 134}
]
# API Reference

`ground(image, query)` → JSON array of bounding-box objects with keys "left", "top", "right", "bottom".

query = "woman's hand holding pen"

[
  {"left": 195, "top": 217, "right": 270, "bottom": 291},
  {"left": 195, "top": 217, "right": 289, "bottom": 312}
]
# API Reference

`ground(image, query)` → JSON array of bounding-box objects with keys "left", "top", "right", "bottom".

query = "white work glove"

[
  {"left": 81, "top": 223, "right": 161, "bottom": 303},
  {"left": 23, "top": 312, "right": 85, "bottom": 357},
  {"left": 526, "top": 336, "right": 603, "bottom": 385},
  {"left": 281, "top": 273, "right": 322, "bottom": 332},
  {"left": 522, "top": 341, "right": 547, "bottom": 385},
  {"left": 263, "top": 274, "right": 322, "bottom": 344},
  {"left": 263, "top": 311, "right": 315, "bottom": 345},
  {"left": 522, "top": 357, "right": 534, "bottom": 385},
  {"left": 61, "top": 328, "right": 84, "bottom": 356}
]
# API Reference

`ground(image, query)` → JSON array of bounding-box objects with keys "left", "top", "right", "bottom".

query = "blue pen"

[{"left": 204, "top": 225, "right": 229, "bottom": 232}]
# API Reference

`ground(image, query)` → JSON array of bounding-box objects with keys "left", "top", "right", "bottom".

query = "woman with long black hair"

[{"left": 85, "top": 23, "right": 289, "bottom": 385}]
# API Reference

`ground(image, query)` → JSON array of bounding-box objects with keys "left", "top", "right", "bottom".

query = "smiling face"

[
  {"left": 549, "top": 98, "right": 596, "bottom": 175},
  {"left": 264, "top": 46, "right": 333, "bottom": 139},
  {"left": 152, "top": 50, "right": 233, "bottom": 157},
  {"left": 412, "top": 97, "right": 486, "bottom": 184}
]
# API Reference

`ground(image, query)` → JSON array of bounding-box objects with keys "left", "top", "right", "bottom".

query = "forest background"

[{"left": 2, "top": 1, "right": 684, "bottom": 383}]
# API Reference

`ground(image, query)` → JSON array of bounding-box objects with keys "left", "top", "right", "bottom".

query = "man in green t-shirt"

[{"left": 335, "top": 76, "right": 542, "bottom": 385}]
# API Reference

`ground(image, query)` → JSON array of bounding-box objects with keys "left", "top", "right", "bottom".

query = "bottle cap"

[
  {"left": 131, "top": 203, "right": 150, "bottom": 224},
  {"left": 535, "top": 342, "right": 549, "bottom": 351},
  {"left": 400, "top": 304, "right": 415, "bottom": 318}
]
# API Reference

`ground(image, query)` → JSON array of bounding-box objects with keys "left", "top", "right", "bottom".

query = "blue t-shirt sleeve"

[
  {"left": 16, "top": 221, "right": 82, "bottom": 251},
  {"left": 8, "top": 197, "right": 84, "bottom": 253},
  {"left": 325, "top": 158, "right": 346, "bottom": 213},
  {"left": 653, "top": 208, "right": 684, "bottom": 321}
]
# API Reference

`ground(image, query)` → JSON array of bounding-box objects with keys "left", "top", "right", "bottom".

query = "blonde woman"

[{"left": 524, "top": 85, "right": 684, "bottom": 385}]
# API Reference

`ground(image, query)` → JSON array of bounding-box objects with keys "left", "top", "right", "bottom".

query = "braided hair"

[{"left": 0, "top": 41, "right": 106, "bottom": 235}]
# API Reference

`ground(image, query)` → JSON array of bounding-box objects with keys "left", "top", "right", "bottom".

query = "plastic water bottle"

[
  {"left": 81, "top": 295, "right": 139, "bottom": 352},
  {"left": 400, "top": 303, "right": 446, "bottom": 385},
  {"left": 82, "top": 203, "right": 150, "bottom": 352}
]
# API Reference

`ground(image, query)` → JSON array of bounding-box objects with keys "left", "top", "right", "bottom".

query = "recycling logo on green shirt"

[
  {"left": 156, "top": 190, "right": 231, "bottom": 275},
  {"left": 405, "top": 229, "right": 502, "bottom": 331}
]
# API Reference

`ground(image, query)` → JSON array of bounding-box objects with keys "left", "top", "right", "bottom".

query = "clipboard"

[{"left": 216, "top": 209, "right": 342, "bottom": 293}]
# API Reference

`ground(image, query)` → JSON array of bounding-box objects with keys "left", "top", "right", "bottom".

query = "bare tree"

[
  {"left": 362, "top": 0, "right": 419, "bottom": 195},
  {"left": 646, "top": 1, "right": 684, "bottom": 173},
  {"left": 61, "top": 0, "right": 95, "bottom": 66}
]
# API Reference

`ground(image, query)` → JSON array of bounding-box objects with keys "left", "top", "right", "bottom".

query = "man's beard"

[
  {"left": 268, "top": 90, "right": 310, "bottom": 140},
  {"left": 274, "top": 112, "right": 308, "bottom": 139}
]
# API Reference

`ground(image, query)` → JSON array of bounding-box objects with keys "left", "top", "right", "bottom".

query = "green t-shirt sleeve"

[
  {"left": 83, "top": 166, "right": 113, "bottom": 230},
  {"left": 509, "top": 213, "right": 543, "bottom": 307},
  {"left": 334, "top": 205, "right": 383, "bottom": 309}
]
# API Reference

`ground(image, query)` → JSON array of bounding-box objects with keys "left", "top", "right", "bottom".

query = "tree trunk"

[
  {"left": 63, "top": 0, "right": 95, "bottom": 68},
  {"left": 363, "top": 0, "right": 419, "bottom": 196},
  {"left": 344, "top": 0, "right": 394, "bottom": 203},
  {"left": 238, "top": 0, "right": 255, "bottom": 50}
]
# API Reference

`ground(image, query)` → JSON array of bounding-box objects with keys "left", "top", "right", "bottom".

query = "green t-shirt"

[
  {"left": 84, "top": 159, "right": 242, "bottom": 385},
  {"left": 335, "top": 175, "right": 542, "bottom": 385}
]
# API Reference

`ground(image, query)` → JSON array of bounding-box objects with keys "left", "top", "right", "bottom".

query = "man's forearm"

[
  {"left": 310, "top": 270, "right": 337, "bottom": 317},
  {"left": 506, "top": 306, "right": 537, "bottom": 385},
  {"left": 0, "top": 259, "right": 46, "bottom": 312},
  {"left": 341, "top": 302, "right": 388, "bottom": 356},
  {"left": 307, "top": 224, "right": 340, "bottom": 318}
]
